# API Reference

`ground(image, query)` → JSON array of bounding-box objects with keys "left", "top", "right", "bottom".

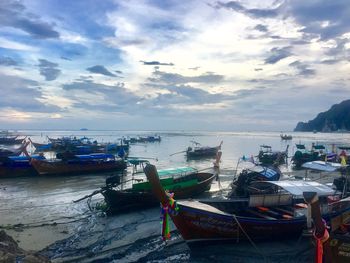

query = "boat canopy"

[
  {"left": 251, "top": 180, "right": 335, "bottom": 197},
  {"left": 158, "top": 167, "right": 197, "bottom": 177},
  {"left": 302, "top": 161, "right": 343, "bottom": 172}
]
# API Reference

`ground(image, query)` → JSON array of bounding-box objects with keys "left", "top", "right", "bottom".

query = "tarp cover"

[
  {"left": 302, "top": 161, "right": 343, "bottom": 172},
  {"left": 252, "top": 180, "right": 335, "bottom": 196}
]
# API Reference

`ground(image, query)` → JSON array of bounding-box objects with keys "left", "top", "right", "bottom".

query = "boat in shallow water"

[
  {"left": 25, "top": 150, "right": 127, "bottom": 176},
  {"left": 144, "top": 164, "right": 350, "bottom": 247},
  {"left": 186, "top": 141, "right": 222, "bottom": 159},
  {"left": 102, "top": 166, "right": 217, "bottom": 215}
]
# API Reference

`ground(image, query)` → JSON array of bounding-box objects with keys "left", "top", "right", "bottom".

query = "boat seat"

[{"left": 246, "top": 208, "right": 277, "bottom": 220}]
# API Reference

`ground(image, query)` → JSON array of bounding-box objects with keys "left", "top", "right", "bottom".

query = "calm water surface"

[{"left": 1, "top": 130, "right": 349, "bottom": 262}]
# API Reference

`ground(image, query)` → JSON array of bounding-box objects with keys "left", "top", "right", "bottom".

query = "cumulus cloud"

[
  {"left": 289, "top": 61, "right": 316, "bottom": 76},
  {"left": 140, "top": 60, "right": 174, "bottom": 66},
  {"left": 0, "top": 0, "right": 59, "bottom": 39},
  {"left": 254, "top": 24, "right": 269, "bottom": 32},
  {"left": 148, "top": 70, "right": 224, "bottom": 85},
  {"left": 62, "top": 80, "right": 139, "bottom": 111},
  {"left": 0, "top": 73, "right": 59, "bottom": 112},
  {"left": 38, "top": 59, "right": 61, "bottom": 81},
  {"left": 0, "top": 56, "right": 17, "bottom": 66},
  {"left": 264, "top": 46, "right": 293, "bottom": 64},
  {"left": 216, "top": 1, "right": 280, "bottom": 19},
  {"left": 86, "top": 65, "right": 116, "bottom": 77}
]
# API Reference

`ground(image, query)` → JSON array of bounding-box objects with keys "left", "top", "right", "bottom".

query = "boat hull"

[
  {"left": 31, "top": 158, "right": 127, "bottom": 175},
  {"left": 103, "top": 172, "right": 216, "bottom": 215},
  {"left": 171, "top": 201, "right": 306, "bottom": 244}
]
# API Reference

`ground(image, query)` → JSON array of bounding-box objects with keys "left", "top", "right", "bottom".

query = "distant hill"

[{"left": 294, "top": 99, "right": 350, "bottom": 132}]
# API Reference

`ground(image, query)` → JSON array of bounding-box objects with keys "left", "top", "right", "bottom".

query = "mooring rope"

[{"left": 232, "top": 214, "right": 268, "bottom": 262}]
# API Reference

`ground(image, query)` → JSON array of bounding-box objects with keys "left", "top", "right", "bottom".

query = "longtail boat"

[
  {"left": 25, "top": 150, "right": 127, "bottom": 176},
  {"left": 186, "top": 141, "right": 222, "bottom": 159},
  {"left": 257, "top": 145, "right": 289, "bottom": 166},
  {"left": 0, "top": 155, "right": 45, "bottom": 178},
  {"left": 0, "top": 136, "right": 24, "bottom": 145},
  {"left": 101, "top": 166, "right": 217, "bottom": 215},
  {"left": 144, "top": 164, "right": 350, "bottom": 247}
]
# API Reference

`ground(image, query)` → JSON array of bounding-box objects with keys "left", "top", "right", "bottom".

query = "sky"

[{"left": 0, "top": 0, "right": 349, "bottom": 131}]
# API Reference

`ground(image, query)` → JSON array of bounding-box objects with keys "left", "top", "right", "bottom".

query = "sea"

[{"left": 1, "top": 130, "right": 350, "bottom": 263}]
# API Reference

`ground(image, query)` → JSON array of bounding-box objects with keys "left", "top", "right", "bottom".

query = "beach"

[{"left": 1, "top": 130, "right": 349, "bottom": 262}]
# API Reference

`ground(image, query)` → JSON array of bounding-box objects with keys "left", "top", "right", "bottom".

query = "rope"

[{"left": 232, "top": 214, "right": 268, "bottom": 262}]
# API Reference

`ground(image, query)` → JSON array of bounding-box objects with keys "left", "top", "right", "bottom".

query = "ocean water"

[{"left": 1, "top": 130, "right": 350, "bottom": 262}]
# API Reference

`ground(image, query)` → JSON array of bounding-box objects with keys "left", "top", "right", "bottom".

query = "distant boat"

[
  {"left": 280, "top": 134, "right": 292, "bottom": 140},
  {"left": 80, "top": 128, "right": 88, "bottom": 131},
  {"left": 186, "top": 141, "right": 222, "bottom": 159}
]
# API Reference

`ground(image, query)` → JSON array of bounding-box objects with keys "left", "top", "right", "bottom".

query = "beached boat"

[
  {"left": 0, "top": 135, "right": 24, "bottom": 145},
  {"left": 0, "top": 141, "right": 29, "bottom": 158},
  {"left": 229, "top": 165, "right": 282, "bottom": 197},
  {"left": 144, "top": 164, "right": 350, "bottom": 246},
  {"left": 101, "top": 166, "right": 217, "bottom": 215},
  {"left": 0, "top": 154, "right": 46, "bottom": 178},
  {"left": 292, "top": 143, "right": 334, "bottom": 168},
  {"left": 27, "top": 152, "right": 127, "bottom": 176},
  {"left": 257, "top": 145, "right": 288, "bottom": 166},
  {"left": 186, "top": 141, "right": 222, "bottom": 159}
]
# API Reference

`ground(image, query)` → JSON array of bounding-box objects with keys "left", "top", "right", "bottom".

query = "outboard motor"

[{"left": 106, "top": 175, "right": 121, "bottom": 187}]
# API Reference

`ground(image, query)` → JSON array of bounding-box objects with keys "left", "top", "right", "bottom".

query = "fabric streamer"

[
  {"left": 160, "top": 191, "right": 179, "bottom": 241},
  {"left": 313, "top": 219, "right": 330, "bottom": 263}
]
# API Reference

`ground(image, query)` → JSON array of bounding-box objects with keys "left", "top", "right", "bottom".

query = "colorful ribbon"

[
  {"left": 313, "top": 219, "right": 330, "bottom": 263},
  {"left": 160, "top": 192, "right": 179, "bottom": 241}
]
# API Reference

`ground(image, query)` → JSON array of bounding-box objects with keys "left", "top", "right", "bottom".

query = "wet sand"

[{"left": 0, "top": 165, "right": 337, "bottom": 262}]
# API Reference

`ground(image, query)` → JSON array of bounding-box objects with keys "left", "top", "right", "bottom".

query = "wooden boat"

[
  {"left": 101, "top": 166, "right": 217, "bottom": 215},
  {"left": 0, "top": 154, "right": 45, "bottom": 178},
  {"left": 144, "top": 164, "right": 350, "bottom": 246},
  {"left": 280, "top": 134, "right": 293, "bottom": 140},
  {"left": 0, "top": 135, "right": 24, "bottom": 145},
  {"left": 0, "top": 141, "right": 29, "bottom": 158},
  {"left": 257, "top": 145, "right": 288, "bottom": 166},
  {"left": 229, "top": 165, "right": 282, "bottom": 197},
  {"left": 25, "top": 150, "right": 127, "bottom": 176},
  {"left": 304, "top": 192, "right": 350, "bottom": 263},
  {"left": 186, "top": 141, "right": 222, "bottom": 159},
  {"left": 292, "top": 143, "right": 330, "bottom": 168}
]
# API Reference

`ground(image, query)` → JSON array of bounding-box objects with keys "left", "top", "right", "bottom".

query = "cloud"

[
  {"left": 0, "top": 56, "right": 17, "bottom": 66},
  {"left": 62, "top": 80, "right": 140, "bottom": 112},
  {"left": 86, "top": 65, "right": 117, "bottom": 77},
  {"left": 0, "top": 1, "right": 59, "bottom": 39},
  {"left": 148, "top": 70, "right": 224, "bottom": 85},
  {"left": 216, "top": 1, "right": 279, "bottom": 18},
  {"left": 38, "top": 59, "right": 61, "bottom": 81},
  {"left": 264, "top": 46, "right": 293, "bottom": 64},
  {"left": 140, "top": 60, "right": 174, "bottom": 66},
  {"left": 289, "top": 61, "right": 316, "bottom": 76},
  {"left": 254, "top": 24, "right": 268, "bottom": 32},
  {"left": 282, "top": 0, "right": 350, "bottom": 40},
  {"left": 0, "top": 73, "right": 59, "bottom": 112}
]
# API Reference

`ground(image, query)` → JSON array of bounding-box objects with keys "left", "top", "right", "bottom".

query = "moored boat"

[
  {"left": 186, "top": 141, "right": 222, "bottom": 159},
  {"left": 26, "top": 151, "right": 127, "bottom": 176},
  {"left": 144, "top": 164, "right": 350, "bottom": 246},
  {"left": 280, "top": 134, "right": 293, "bottom": 140},
  {"left": 101, "top": 166, "right": 217, "bottom": 215},
  {"left": 257, "top": 145, "right": 288, "bottom": 166}
]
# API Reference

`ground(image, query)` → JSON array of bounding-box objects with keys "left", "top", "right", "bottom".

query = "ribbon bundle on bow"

[
  {"left": 313, "top": 219, "right": 330, "bottom": 263},
  {"left": 160, "top": 191, "right": 179, "bottom": 241}
]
